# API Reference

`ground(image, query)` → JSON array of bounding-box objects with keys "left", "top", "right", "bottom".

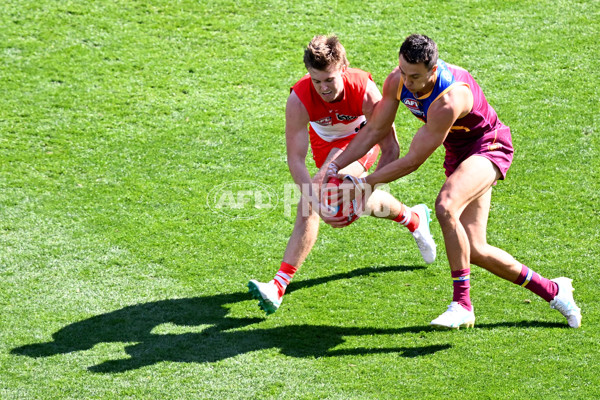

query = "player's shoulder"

[
  {"left": 286, "top": 89, "right": 309, "bottom": 123},
  {"left": 361, "top": 78, "right": 383, "bottom": 115},
  {"left": 344, "top": 68, "right": 373, "bottom": 89},
  {"left": 287, "top": 89, "right": 307, "bottom": 112},
  {"left": 430, "top": 84, "right": 472, "bottom": 119},
  {"left": 288, "top": 88, "right": 304, "bottom": 103},
  {"left": 290, "top": 74, "right": 313, "bottom": 106},
  {"left": 385, "top": 66, "right": 402, "bottom": 83},
  {"left": 292, "top": 73, "right": 311, "bottom": 88},
  {"left": 445, "top": 81, "right": 472, "bottom": 105},
  {"left": 382, "top": 67, "right": 402, "bottom": 96}
]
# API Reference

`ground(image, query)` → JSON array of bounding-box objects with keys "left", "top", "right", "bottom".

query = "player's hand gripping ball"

[{"left": 324, "top": 176, "right": 359, "bottom": 226}]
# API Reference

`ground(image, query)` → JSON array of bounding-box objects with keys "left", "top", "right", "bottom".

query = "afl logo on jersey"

[{"left": 403, "top": 98, "right": 424, "bottom": 116}]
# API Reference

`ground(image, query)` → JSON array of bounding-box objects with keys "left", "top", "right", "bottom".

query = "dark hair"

[
  {"left": 399, "top": 34, "right": 438, "bottom": 70},
  {"left": 303, "top": 35, "right": 349, "bottom": 71}
]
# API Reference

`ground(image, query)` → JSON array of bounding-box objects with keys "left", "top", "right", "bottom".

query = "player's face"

[
  {"left": 307, "top": 65, "right": 346, "bottom": 103},
  {"left": 399, "top": 55, "right": 437, "bottom": 96}
]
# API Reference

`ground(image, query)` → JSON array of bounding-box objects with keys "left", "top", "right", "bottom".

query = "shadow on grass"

[
  {"left": 12, "top": 265, "right": 451, "bottom": 373},
  {"left": 474, "top": 321, "right": 567, "bottom": 329}
]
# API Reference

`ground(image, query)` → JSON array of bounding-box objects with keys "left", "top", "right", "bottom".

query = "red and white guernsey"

[{"left": 291, "top": 68, "right": 372, "bottom": 143}]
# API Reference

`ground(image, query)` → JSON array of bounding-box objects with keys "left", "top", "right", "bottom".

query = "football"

[{"left": 324, "top": 176, "right": 358, "bottom": 224}]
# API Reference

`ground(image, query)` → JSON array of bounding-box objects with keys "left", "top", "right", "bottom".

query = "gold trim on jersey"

[
  {"left": 450, "top": 125, "right": 471, "bottom": 133},
  {"left": 414, "top": 69, "right": 439, "bottom": 100},
  {"left": 396, "top": 76, "right": 405, "bottom": 101},
  {"left": 396, "top": 72, "right": 474, "bottom": 123},
  {"left": 396, "top": 76, "right": 471, "bottom": 114},
  {"left": 429, "top": 82, "right": 470, "bottom": 109},
  {"left": 487, "top": 128, "right": 503, "bottom": 151}
]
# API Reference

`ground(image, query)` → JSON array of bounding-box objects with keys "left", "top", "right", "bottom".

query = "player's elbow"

[
  {"left": 377, "top": 149, "right": 399, "bottom": 170},
  {"left": 372, "top": 125, "right": 393, "bottom": 143},
  {"left": 404, "top": 156, "right": 424, "bottom": 174},
  {"left": 286, "top": 155, "right": 306, "bottom": 176},
  {"left": 379, "top": 142, "right": 399, "bottom": 160},
  {"left": 286, "top": 152, "right": 304, "bottom": 168}
]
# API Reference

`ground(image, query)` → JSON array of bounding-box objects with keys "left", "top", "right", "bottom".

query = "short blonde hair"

[{"left": 303, "top": 35, "right": 349, "bottom": 71}]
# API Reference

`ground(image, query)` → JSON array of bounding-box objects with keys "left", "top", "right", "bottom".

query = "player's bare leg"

[
  {"left": 363, "top": 188, "right": 403, "bottom": 219},
  {"left": 431, "top": 156, "right": 498, "bottom": 329},
  {"left": 435, "top": 156, "right": 500, "bottom": 274},
  {"left": 460, "top": 186, "right": 521, "bottom": 281},
  {"left": 249, "top": 148, "right": 364, "bottom": 315},
  {"left": 462, "top": 181, "right": 581, "bottom": 327},
  {"left": 249, "top": 147, "right": 436, "bottom": 314},
  {"left": 432, "top": 155, "right": 580, "bottom": 328},
  {"left": 362, "top": 188, "right": 436, "bottom": 264}
]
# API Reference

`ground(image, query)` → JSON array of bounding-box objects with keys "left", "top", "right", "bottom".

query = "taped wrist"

[
  {"left": 326, "top": 161, "right": 339, "bottom": 177},
  {"left": 343, "top": 175, "right": 367, "bottom": 191}
]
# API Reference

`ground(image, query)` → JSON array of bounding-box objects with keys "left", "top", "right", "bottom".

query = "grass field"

[{"left": 1, "top": 0, "right": 599, "bottom": 399}]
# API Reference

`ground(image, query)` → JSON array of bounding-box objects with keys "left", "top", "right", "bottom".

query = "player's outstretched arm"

[
  {"left": 361, "top": 79, "right": 400, "bottom": 171},
  {"left": 375, "top": 124, "right": 400, "bottom": 171},
  {"left": 326, "top": 73, "right": 402, "bottom": 177},
  {"left": 364, "top": 88, "right": 468, "bottom": 187},
  {"left": 324, "top": 121, "right": 445, "bottom": 213},
  {"left": 285, "top": 91, "right": 347, "bottom": 224},
  {"left": 285, "top": 91, "right": 316, "bottom": 202}
]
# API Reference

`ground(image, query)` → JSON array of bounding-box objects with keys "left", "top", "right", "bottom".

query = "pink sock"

[
  {"left": 513, "top": 265, "right": 558, "bottom": 302},
  {"left": 273, "top": 262, "right": 298, "bottom": 297},
  {"left": 452, "top": 268, "right": 472, "bottom": 311}
]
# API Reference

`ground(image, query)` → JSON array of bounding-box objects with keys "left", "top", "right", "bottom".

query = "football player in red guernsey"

[{"left": 248, "top": 35, "right": 436, "bottom": 315}]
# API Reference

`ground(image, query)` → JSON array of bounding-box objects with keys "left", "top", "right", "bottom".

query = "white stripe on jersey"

[{"left": 310, "top": 115, "right": 366, "bottom": 142}]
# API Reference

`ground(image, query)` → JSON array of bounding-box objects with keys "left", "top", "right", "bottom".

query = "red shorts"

[
  {"left": 443, "top": 125, "right": 514, "bottom": 179},
  {"left": 309, "top": 131, "right": 380, "bottom": 170}
]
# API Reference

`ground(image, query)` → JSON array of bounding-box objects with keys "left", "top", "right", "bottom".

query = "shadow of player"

[{"left": 12, "top": 265, "right": 452, "bottom": 372}]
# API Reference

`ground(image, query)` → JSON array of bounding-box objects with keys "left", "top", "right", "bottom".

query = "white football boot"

[
  {"left": 549, "top": 277, "right": 581, "bottom": 328},
  {"left": 430, "top": 301, "right": 475, "bottom": 330},
  {"left": 248, "top": 279, "right": 282, "bottom": 315},
  {"left": 411, "top": 204, "right": 436, "bottom": 264}
]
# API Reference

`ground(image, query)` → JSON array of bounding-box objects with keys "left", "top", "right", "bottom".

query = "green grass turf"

[{"left": 1, "top": 0, "right": 599, "bottom": 398}]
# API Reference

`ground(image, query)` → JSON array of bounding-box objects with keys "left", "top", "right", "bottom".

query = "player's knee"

[
  {"left": 435, "top": 197, "right": 457, "bottom": 226},
  {"left": 296, "top": 210, "right": 319, "bottom": 228},
  {"left": 296, "top": 199, "right": 319, "bottom": 222},
  {"left": 364, "top": 196, "right": 390, "bottom": 219}
]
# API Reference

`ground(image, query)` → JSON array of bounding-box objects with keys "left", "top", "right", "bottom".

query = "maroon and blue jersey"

[
  {"left": 396, "top": 59, "right": 506, "bottom": 142},
  {"left": 396, "top": 59, "right": 514, "bottom": 179}
]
